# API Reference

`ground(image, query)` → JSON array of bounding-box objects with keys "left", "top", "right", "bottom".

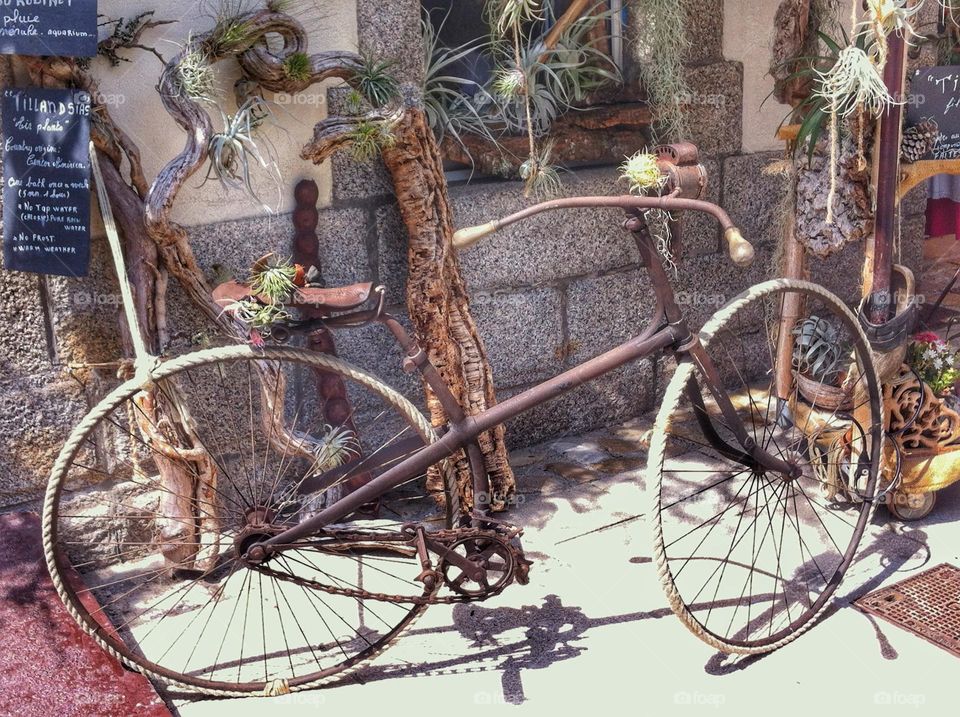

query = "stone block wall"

[{"left": 0, "top": 0, "right": 928, "bottom": 508}]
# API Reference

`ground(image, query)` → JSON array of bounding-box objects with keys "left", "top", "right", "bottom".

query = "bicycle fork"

[
  {"left": 627, "top": 210, "right": 799, "bottom": 481},
  {"left": 677, "top": 335, "right": 801, "bottom": 480}
]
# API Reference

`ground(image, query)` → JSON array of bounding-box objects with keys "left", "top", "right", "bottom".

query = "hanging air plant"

[
  {"left": 493, "top": 66, "right": 528, "bottom": 99},
  {"left": 632, "top": 0, "right": 693, "bottom": 142},
  {"left": 815, "top": 45, "right": 894, "bottom": 118},
  {"left": 491, "top": 0, "right": 543, "bottom": 36},
  {"left": 520, "top": 140, "right": 563, "bottom": 199}
]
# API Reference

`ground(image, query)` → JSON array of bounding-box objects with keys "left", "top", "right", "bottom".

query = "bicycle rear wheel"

[
  {"left": 43, "top": 345, "right": 458, "bottom": 696},
  {"left": 649, "top": 279, "right": 882, "bottom": 653}
]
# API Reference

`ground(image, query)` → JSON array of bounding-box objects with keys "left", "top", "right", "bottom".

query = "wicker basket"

[{"left": 796, "top": 371, "right": 854, "bottom": 411}]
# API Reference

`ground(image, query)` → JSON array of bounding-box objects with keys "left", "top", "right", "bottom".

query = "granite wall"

[{"left": 0, "top": 0, "right": 929, "bottom": 508}]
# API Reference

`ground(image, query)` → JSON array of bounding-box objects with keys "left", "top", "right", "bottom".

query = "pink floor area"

[{"left": 0, "top": 512, "right": 170, "bottom": 717}]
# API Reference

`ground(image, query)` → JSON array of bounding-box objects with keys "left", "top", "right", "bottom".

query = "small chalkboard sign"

[
  {"left": 906, "top": 66, "right": 960, "bottom": 161},
  {"left": 2, "top": 88, "right": 91, "bottom": 277},
  {"left": 0, "top": 0, "right": 98, "bottom": 58}
]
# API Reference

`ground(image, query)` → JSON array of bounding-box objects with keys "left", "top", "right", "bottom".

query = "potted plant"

[
  {"left": 907, "top": 332, "right": 960, "bottom": 405},
  {"left": 792, "top": 314, "right": 854, "bottom": 410}
]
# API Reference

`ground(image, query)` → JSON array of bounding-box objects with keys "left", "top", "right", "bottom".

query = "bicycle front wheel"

[
  {"left": 649, "top": 279, "right": 882, "bottom": 653},
  {"left": 43, "top": 344, "right": 458, "bottom": 696}
]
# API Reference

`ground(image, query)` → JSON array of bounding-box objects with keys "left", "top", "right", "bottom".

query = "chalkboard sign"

[
  {"left": 2, "top": 88, "right": 91, "bottom": 277},
  {"left": 906, "top": 66, "right": 960, "bottom": 161},
  {"left": 0, "top": 0, "right": 98, "bottom": 58}
]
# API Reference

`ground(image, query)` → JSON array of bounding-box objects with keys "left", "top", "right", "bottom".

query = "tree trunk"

[{"left": 380, "top": 108, "right": 516, "bottom": 512}]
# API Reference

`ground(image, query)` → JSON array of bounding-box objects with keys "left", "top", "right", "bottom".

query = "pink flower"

[
  {"left": 249, "top": 329, "right": 265, "bottom": 348},
  {"left": 912, "top": 332, "right": 942, "bottom": 344}
]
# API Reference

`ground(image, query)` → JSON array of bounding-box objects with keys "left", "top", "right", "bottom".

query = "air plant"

[
  {"left": 633, "top": 0, "right": 693, "bottom": 141},
  {"left": 493, "top": 6, "right": 622, "bottom": 137},
  {"left": 205, "top": 96, "right": 282, "bottom": 213},
  {"left": 223, "top": 298, "right": 292, "bottom": 339},
  {"left": 421, "top": 13, "right": 501, "bottom": 150},
  {"left": 815, "top": 36, "right": 894, "bottom": 221},
  {"left": 815, "top": 45, "right": 894, "bottom": 119},
  {"left": 493, "top": 66, "right": 527, "bottom": 98},
  {"left": 620, "top": 150, "right": 666, "bottom": 195},
  {"left": 519, "top": 140, "right": 562, "bottom": 199},
  {"left": 793, "top": 315, "right": 849, "bottom": 385},
  {"left": 313, "top": 424, "right": 362, "bottom": 471},
  {"left": 344, "top": 88, "right": 366, "bottom": 115},
  {"left": 353, "top": 51, "right": 401, "bottom": 108},
  {"left": 282, "top": 51, "right": 312, "bottom": 83},
  {"left": 174, "top": 42, "right": 216, "bottom": 102},
  {"left": 489, "top": 0, "right": 543, "bottom": 36},
  {"left": 204, "top": 0, "right": 257, "bottom": 55},
  {"left": 249, "top": 256, "right": 298, "bottom": 303},
  {"left": 348, "top": 119, "right": 396, "bottom": 162}
]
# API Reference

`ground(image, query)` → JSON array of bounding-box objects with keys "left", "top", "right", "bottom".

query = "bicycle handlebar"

[{"left": 452, "top": 194, "right": 755, "bottom": 268}]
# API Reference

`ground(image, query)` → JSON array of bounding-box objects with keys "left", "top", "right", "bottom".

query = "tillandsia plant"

[
  {"left": 249, "top": 254, "right": 300, "bottom": 304},
  {"left": 619, "top": 149, "right": 676, "bottom": 273},
  {"left": 206, "top": 96, "right": 283, "bottom": 212},
  {"left": 281, "top": 51, "right": 312, "bottom": 83},
  {"left": 353, "top": 51, "right": 402, "bottom": 107},
  {"left": 347, "top": 119, "right": 397, "bottom": 162},
  {"left": 421, "top": 2, "right": 621, "bottom": 192},
  {"left": 519, "top": 140, "right": 563, "bottom": 199},
  {"left": 807, "top": 0, "right": 926, "bottom": 222},
  {"left": 173, "top": 39, "right": 217, "bottom": 102},
  {"left": 793, "top": 315, "right": 850, "bottom": 385},
  {"left": 907, "top": 332, "right": 960, "bottom": 395},
  {"left": 620, "top": 150, "right": 666, "bottom": 195},
  {"left": 223, "top": 299, "right": 293, "bottom": 345},
  {"left": 632, "top": 0, "right": 693, "bottom": 142},
  {"left": 421, "top": 13, "right": 502, "bottom": 154}
]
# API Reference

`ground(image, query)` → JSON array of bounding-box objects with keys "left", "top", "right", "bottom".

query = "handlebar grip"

[
  {"left": 724, "top": 227, "right": 755, "bottom": 267},
  {"left": 452, "top": 222, "right": 499, "bottom": 250}
]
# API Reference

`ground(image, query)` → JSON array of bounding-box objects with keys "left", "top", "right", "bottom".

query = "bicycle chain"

[{"left": 257, "top": 527, "right": 526, "bottom": 606}]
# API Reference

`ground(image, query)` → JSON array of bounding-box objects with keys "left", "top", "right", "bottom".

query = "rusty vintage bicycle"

[{"left": 43, "top": 147, "right": 884, "bottom": 696}]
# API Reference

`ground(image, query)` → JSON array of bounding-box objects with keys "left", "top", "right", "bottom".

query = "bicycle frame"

[{"left": 262, "top": 195, "right": 797, "bottom": 553}]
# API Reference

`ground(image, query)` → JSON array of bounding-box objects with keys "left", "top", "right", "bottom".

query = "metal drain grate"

[{"left": 855, "top": 563, "right": 960, "bottom": 658}]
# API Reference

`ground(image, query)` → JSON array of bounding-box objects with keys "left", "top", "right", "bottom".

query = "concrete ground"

[{"left": 168, "top": 414, "right": 960, "bottom": 717}]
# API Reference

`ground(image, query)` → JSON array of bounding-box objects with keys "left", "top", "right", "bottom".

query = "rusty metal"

[
  {"left": 439, "top": 534, "right": 516, "bottom": 598},
  {"left": 654, "top": 143, "right": 707, "bottom": 200},
  {"left": 260, "top": 199, "right": 778, "bottom": 554},
  {"left": 259, "top": 525, "right": 528, "bottom": 605},
  {"left": 855, "top": 563, "right": 960, "bottom": 658},
  {"left": 869, "top": 29, "right": 907, "bottom": 324}
]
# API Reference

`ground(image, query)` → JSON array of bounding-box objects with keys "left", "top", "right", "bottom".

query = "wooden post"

[{"left": 869, "top": 30, "right": 908, "bottom": 324}]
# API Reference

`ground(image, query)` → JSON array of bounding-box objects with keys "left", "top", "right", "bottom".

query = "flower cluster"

[{"left": 907, "top": 332, "right": 960, "bottom": 395}]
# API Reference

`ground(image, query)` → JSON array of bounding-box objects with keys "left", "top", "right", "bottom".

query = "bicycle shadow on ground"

[
  {"left": 342, "top": 594, "right": 666, "bottom": 704},
  {"left": 703, "top": 508, "right": 935, "bottom": 675}
]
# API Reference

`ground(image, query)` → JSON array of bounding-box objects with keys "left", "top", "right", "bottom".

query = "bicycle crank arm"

[{"left": 402, "top": 526, "right": 488, "bottom": 584}]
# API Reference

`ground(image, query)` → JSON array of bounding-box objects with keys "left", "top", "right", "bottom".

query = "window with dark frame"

[{"left": 421, "top": 0, "right": 651, "bottom": 178}]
